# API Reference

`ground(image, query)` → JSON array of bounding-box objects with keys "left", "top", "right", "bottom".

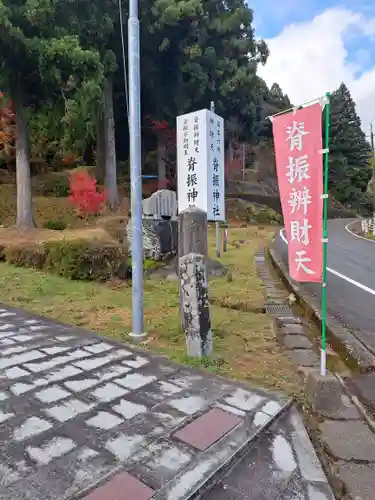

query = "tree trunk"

[
  {"left": 83, "top": 141, "right": 94, "bottom": 165},
  {"left": 96, "top": 104, "right": 105, "bottom": 185},
  {"left": 103, "top": 78, "right": 119, "bottom": 211},
  {"left": 14, "top": 97, "right": 35, "bottom": 229},
  {"left": 157, "top": 132, "right": 166, "bottom": 189}
]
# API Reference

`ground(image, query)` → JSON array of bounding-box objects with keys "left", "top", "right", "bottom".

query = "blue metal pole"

[{"left": 128, "top": 0, "right": 145, "bottom": 340}]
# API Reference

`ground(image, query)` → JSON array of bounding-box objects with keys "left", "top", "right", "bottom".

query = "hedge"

[{"left": 4, "top": 238, "right": 128, "bottom": 282}]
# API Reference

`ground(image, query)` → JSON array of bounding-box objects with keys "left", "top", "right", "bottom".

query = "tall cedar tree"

[
  {"left": 329, "top": 82, "right": 372, "bottom": 205},
  {"left": 140, "top": 0, "right": 269, "bottom": 144},
  {"left": 0, "top": 0, "right": 104, "bottom": 227}
]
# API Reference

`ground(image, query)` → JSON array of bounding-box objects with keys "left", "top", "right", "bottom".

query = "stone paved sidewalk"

[
  {"left": 0, "top": 304, "right": 333, "bottom": 500},
  {"left": 205, "top": 407, "right": 334, "bottom": 500}
]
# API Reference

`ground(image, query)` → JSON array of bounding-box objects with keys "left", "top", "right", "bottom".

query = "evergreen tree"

[
  {"left": 0, "top": 0, "right": 104, "bottom": 227},
  {"left": 329, "top": 82, "right": 372, "bottom": 205},
  {"left": 267, "top": 83, "right": 292, "bottom": 114},
  {"left": 140, "top": 0, "right": 269, "bottom": 142}
]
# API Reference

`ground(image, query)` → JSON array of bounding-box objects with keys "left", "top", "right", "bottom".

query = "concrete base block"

[{"left": 305, "top": 369, "right": 342, "bottom": 414}]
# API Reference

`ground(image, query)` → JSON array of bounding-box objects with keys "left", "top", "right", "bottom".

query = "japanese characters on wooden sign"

[
  {"left": 177, "top": 109, "right": 225, "bottom": 221},
  {"left": 272, "top": 103, "right": 324, "bottom": 282}
]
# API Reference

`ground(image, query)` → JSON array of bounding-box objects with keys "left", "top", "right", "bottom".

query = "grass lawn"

[{"left": 0, "top": 224, "right": 301, "bottom": 399}]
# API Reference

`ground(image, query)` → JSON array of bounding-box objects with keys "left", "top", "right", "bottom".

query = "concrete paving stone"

[
  {"left": 277, "top": 316, "right": 302, "bottom": 326},
  {"left": 123, "top": 355, "right": 150, "bottom": 368},
  {"left": 26, "top": 436, "right": 76, "bottom": 465},
  {"left": 281, "top": 324, "right": 305, "bottom": 335},
  {"left": 174, "top": 408, "right": 242, "bottom": 451},
  {"left": 126, "top": 439, "right": 193, "bottom": 489},
  {"left": 224, "top": 388, "right": 266, "bottom": 412},
  {"left": 85, "top": 411, "right": 123, "bottom": 430},
  {"left": 167, "top": 393, "right": 210, "bottom": 415},
  {"left": 112, "top": 398, "right": 147, "bottom": 420},
  {"left": 287, "top": 349, "right": 319, "bottom": 367},
  {"left": 13, "top": 416, "right": 53, "bottom": 441},
  {"left": 44, "top": 398, "right": 95, "bottom": 423},
  {"left": 113, "top": 373, "right": 157, "bottom": 390},
  {"left": 278, "top": 476, "right": 308, "bottom": 500},
  {"left": 90, "top": 382, "right": 129, "bottom": 403},
  {"left": 349, "top": 372, "right": 375, "bottom": 413},
  {"left": 84, "top": 471, "right": 154, "bottom": 500},
  {"left": 320, "top": 420, "right": 375, "bottom": 461},
  {"left": 287, "top": 409, "right": 327, "bottom": 484},
  {"left": 284, "top": 335, "right": 313, "bottom": 350},
  {"left": 337, "top": 462, "right": 375, "bottom": 500},
  {"left": 306, "top": 482, "right": 336, "bottom": 500},
  {"left": 105, "top": 433, "right": 148, "bottom": 462},
  {"left": 35, "top": 386, "right": 72, "bottom": 404},
  {"left": 305, "top": 370, "right": 342, "bottom": 414},
  {"left": 318, "top": 394, "right": 361, "bottom": 421},
  {"left": 203, "top": 483, "right": 245, "bottom": 500},
  {"left": 166, "top": 368, "right": 233, "bottom": 394}
]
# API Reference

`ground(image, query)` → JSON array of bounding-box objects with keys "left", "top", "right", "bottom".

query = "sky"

[{"left": 251, "top": 0, "right": 375, "bottom": 137}]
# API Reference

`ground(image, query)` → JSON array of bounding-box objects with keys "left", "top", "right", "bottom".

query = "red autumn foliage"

[
  {"left": 68, "top": 171, "right": 107, "bottom": 217},
  {"left": 151, "top": 119, "right": 169, "bottom": 132},
  {"left": 151, "top": 119, "right": 176, "bottom": 150},
  {"left": 0, "top": 92, "right": 15, "bottom": 162},
  {"left": 62, "top": 155, "right": 76, "bottom": 165}
]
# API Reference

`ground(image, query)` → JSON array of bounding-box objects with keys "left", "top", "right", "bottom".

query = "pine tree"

[{"left": 329, "top": 82, "right": 372, "bottom": 205}]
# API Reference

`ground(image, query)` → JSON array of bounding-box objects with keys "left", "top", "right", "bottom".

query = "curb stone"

[
  {"left": 266, "top": 244, "right": 375, "bottom": 500},
  {"left": 268, "top": 246, "right": 375, "bottom": 373}
]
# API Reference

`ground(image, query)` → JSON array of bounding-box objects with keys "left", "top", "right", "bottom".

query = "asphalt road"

[{"left": 274, "top": 219, "right": 375, "bottom": 355}]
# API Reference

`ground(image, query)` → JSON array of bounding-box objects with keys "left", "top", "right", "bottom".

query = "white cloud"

[{"left": 257, "top": 7, "right": 375, "bottom": 135}]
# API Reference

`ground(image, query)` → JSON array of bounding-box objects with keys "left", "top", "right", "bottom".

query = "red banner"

[{"left": 272, "top": 103, "right": 323, "bottom": 283}]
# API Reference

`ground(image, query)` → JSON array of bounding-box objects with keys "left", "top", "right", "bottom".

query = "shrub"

[
  {"left": 96, "top": 215, "right": 128, "bottom": 243},
  {"left": 252, "top": 208, "right": 283, "bottom": 225},
  {"left": 40, "top": 175, "right": 70, "bottom": 197},
  {"left": 43, "top": 219, "right": 67, "bottom": 231},
  {"left": 44, "top": 239, "right": 128, "bottom": 281},
  {"left": 5, "top": 244, "right": 47, "bottom": 269},
  {"left": 68, "top": 171, "right": 107, "bottom": 218}
]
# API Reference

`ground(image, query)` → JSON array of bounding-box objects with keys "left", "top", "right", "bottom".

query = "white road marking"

[
  {"left": 345, "top": 219, "right": 375, "bottom": 242},
  {"left": 279, "top": 228, "right": 375, "bottom": 296}
]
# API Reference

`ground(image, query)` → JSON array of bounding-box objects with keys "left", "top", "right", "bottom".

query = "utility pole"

[
  {"left": 128, "top": 0, "right": 145, "bottom": 340},
  {"left": 370, "top": 121, "right": 375, "bottom": 236}
]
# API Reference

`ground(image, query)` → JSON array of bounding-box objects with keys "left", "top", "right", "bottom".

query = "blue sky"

[
  {"left": 252, "top": 1, "right": 375, "bottom": 132},
  {"left": 250, "top": 0, "right": 375, "bottom": 38}
]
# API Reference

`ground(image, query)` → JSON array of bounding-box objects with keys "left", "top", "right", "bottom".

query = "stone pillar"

[
  {"left": 178, "top": 207, "right": 208, "bottom": 258},
  {"left": 223, "top": 229, "right": 228, "bottom": 253},
  {"left": 178, "top": 206, "right": 212, "bottom": 356},
  {"left": 179, "top": 253, "right": 212, "bottom": 357}
]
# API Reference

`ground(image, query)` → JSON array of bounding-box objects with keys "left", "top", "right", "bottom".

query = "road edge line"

[
  {"left": 345, "top": 219, "right": 375, "bottom": 243},
  {"left": 267, "top": 245, "right": 375, "bottom": 374}
]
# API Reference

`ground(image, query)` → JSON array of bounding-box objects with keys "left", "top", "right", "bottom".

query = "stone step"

[
  {"left": 203, "top": 406, "right": 335, "bottom": 500},
  {"left": 152, "top": 397, "right": 292, "bottom": 500}
]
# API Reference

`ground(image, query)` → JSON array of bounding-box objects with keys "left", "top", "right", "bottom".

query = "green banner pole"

[{"left": 321, "top": 91, "right": 331, "bottom": 376}]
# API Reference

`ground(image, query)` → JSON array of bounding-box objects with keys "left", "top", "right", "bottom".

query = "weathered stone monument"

[
  {"left": 178, "top": 206, "right": 208, "bottom": 258},
  {"left": 176, "top": 107, "right": 225, "bottom": 357},
  {"left": 179, "top": 253, "right": 212, "bottom": 357},
  {"left": 178, "top": 207, "right": 212, "bottom": 357}
]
